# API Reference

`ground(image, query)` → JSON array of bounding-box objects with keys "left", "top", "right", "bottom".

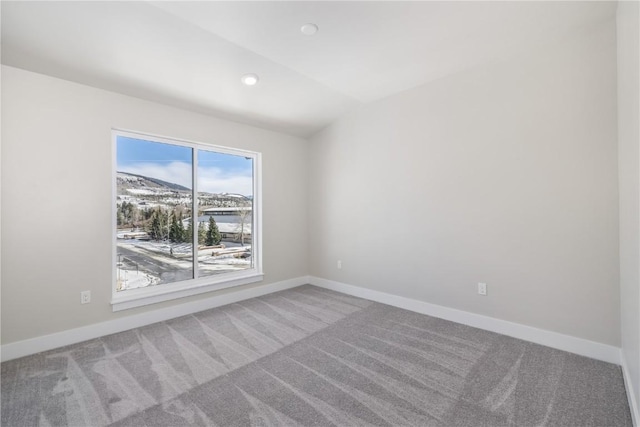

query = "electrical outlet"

[
  {"left": 81, "top": 290, "right": 91, "bottom": 304},
  {"left": 478, "top": 282, "right": 487, "bottom": 296},
  {"left": 337, "top": 260, "right": 342, "bottom": 269}
]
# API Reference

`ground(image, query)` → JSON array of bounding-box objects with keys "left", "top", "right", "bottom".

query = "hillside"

[
  {"left": 117, "top": 172, "right": 190, "bottom": 193},
  {"left": 116, "top": 171, "right": 250, "bottom": 209}
]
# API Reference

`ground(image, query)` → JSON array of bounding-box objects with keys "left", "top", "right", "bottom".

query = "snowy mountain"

[
  {"left": 116, "top": 171, "right": 250, "bottom": 208},
  {"left": 117, "top": 172, "right": 190, "bottom": 193}
]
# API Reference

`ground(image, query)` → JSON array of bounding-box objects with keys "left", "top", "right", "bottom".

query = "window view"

[
  {"left": 115, "top": 132, "right": 256, "bottom": 295},
  {"left": 197, "top": 149, "right": 253, "bottom": 278}
]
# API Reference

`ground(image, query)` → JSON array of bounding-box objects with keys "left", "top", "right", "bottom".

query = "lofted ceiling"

[{"left": 1, "top": 1, "right": 617, "bottom": 137}]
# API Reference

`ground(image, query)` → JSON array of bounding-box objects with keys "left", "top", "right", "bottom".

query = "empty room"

[{"left": 1, "top": 1, "right": 639, "bottom": 426}]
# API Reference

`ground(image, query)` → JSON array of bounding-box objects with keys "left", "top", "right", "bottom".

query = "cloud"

[
  {"left": 198, "top": 167, "right": 253, "bottom": 195},
  {"left": 120, "top": 162, "right": 253, "bottom": 195}
]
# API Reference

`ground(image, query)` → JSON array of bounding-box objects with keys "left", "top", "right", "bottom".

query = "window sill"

[{"left": 111, "top": 270, "right": 264, "bottom": 312}]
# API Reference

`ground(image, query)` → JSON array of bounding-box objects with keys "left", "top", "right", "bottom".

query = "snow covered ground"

[
  {"left": 116, "top": 269, "right": 159, "bottom": 290},
  {"left": 116, "top": 239, "right": 251, "bottom": 291}
]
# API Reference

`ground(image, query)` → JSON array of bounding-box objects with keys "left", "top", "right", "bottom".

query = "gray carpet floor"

[{"left": 1, "top": 285, "right": 632, "bottom": 426}]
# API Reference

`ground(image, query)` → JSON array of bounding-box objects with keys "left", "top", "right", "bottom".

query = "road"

[{"left": 117, "top": 245, "right": 193, "bottom": 284}]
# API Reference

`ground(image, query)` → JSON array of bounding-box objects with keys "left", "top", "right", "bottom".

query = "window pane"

[
  {"left": 116, "top": 136, "right": 193, "bottom": 290},
  {"left": 197, "top": 150, "right": 253, "bottom": 278}
]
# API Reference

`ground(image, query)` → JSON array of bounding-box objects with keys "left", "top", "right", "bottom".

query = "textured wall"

[
  {"left": 309, "top": 19, "right": 620, "bottom": 345},
  {"left": 1, "top": 66, "right": 309, "bottom": 344}
]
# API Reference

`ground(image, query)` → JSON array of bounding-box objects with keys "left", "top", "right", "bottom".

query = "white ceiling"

[{"left": 1, "top": 1, "right": 617, "bottom": 137}]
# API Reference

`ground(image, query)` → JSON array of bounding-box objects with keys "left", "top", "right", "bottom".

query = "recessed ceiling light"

[
  {"left": 241, "top": 74, "right": 259, "bottom": 86},
  {"left": 300, "top": 23, "right": 319, "bottom": 36}
]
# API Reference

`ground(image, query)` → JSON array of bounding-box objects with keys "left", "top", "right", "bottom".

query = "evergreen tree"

[
  {"left": 205, "top": 216, "right": 221, "bottom": 246},
  {"left": 176, "top": 213, "right": 186, "bottom": 242},
  {"left": 198, "top": 223, "right": 207, "bottom": 245},
  {"left": 119, "top": 201, "right": 138, "bottom": 226},
  {"left": 148, "top": 210, "right": 162, "bottom": 241},
  {"left": 186, "top": 220, "right": 194, "bottom": 245},
  {"left": 159, "top": 209, "right": 169, "bottom": 240},
  {"left": 169, "top": 214, "right": 180, "bottom": 242}
]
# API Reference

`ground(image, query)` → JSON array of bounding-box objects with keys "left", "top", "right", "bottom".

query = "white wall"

[
  {"left": 0, "top": 9, "right": 631, "bottom": 366},
  {"left": 309, "top": 18, "right": 620, "bottom": 346},
  {"left": 0, "top": 66, "right": 308, "bottom": 344},
  {"left": 617, "top": 0, "right": 640, "bottom": 418}
]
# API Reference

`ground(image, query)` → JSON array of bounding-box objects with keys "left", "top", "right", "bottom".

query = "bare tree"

[{"left": 235, "top": 206, "right": 252, "bottom": 246}]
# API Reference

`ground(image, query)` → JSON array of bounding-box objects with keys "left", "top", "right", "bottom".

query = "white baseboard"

[
  {"left": 4, "top": 274, "right": 635, "bottom": 419},
  {"left": 1, "top": 276, "right": 309, "bottom": 362},
  {"left": 309, "top": 276, "right": 621, "bottom": 365},
  {"left": 2, "top": 274, "right": 624, "bottom": 365},
  {"left": 621, "top": 351, "right": 640, "bottom": 426}
]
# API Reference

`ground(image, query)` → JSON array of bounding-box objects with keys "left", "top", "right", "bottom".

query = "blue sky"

[{"left": 117, "top": 136, "right": 253, "bottom": 195}]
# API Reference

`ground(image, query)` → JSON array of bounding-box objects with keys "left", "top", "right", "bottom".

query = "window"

[{"left": 112, "top": 130, "right": 262, "bottom": 311}]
